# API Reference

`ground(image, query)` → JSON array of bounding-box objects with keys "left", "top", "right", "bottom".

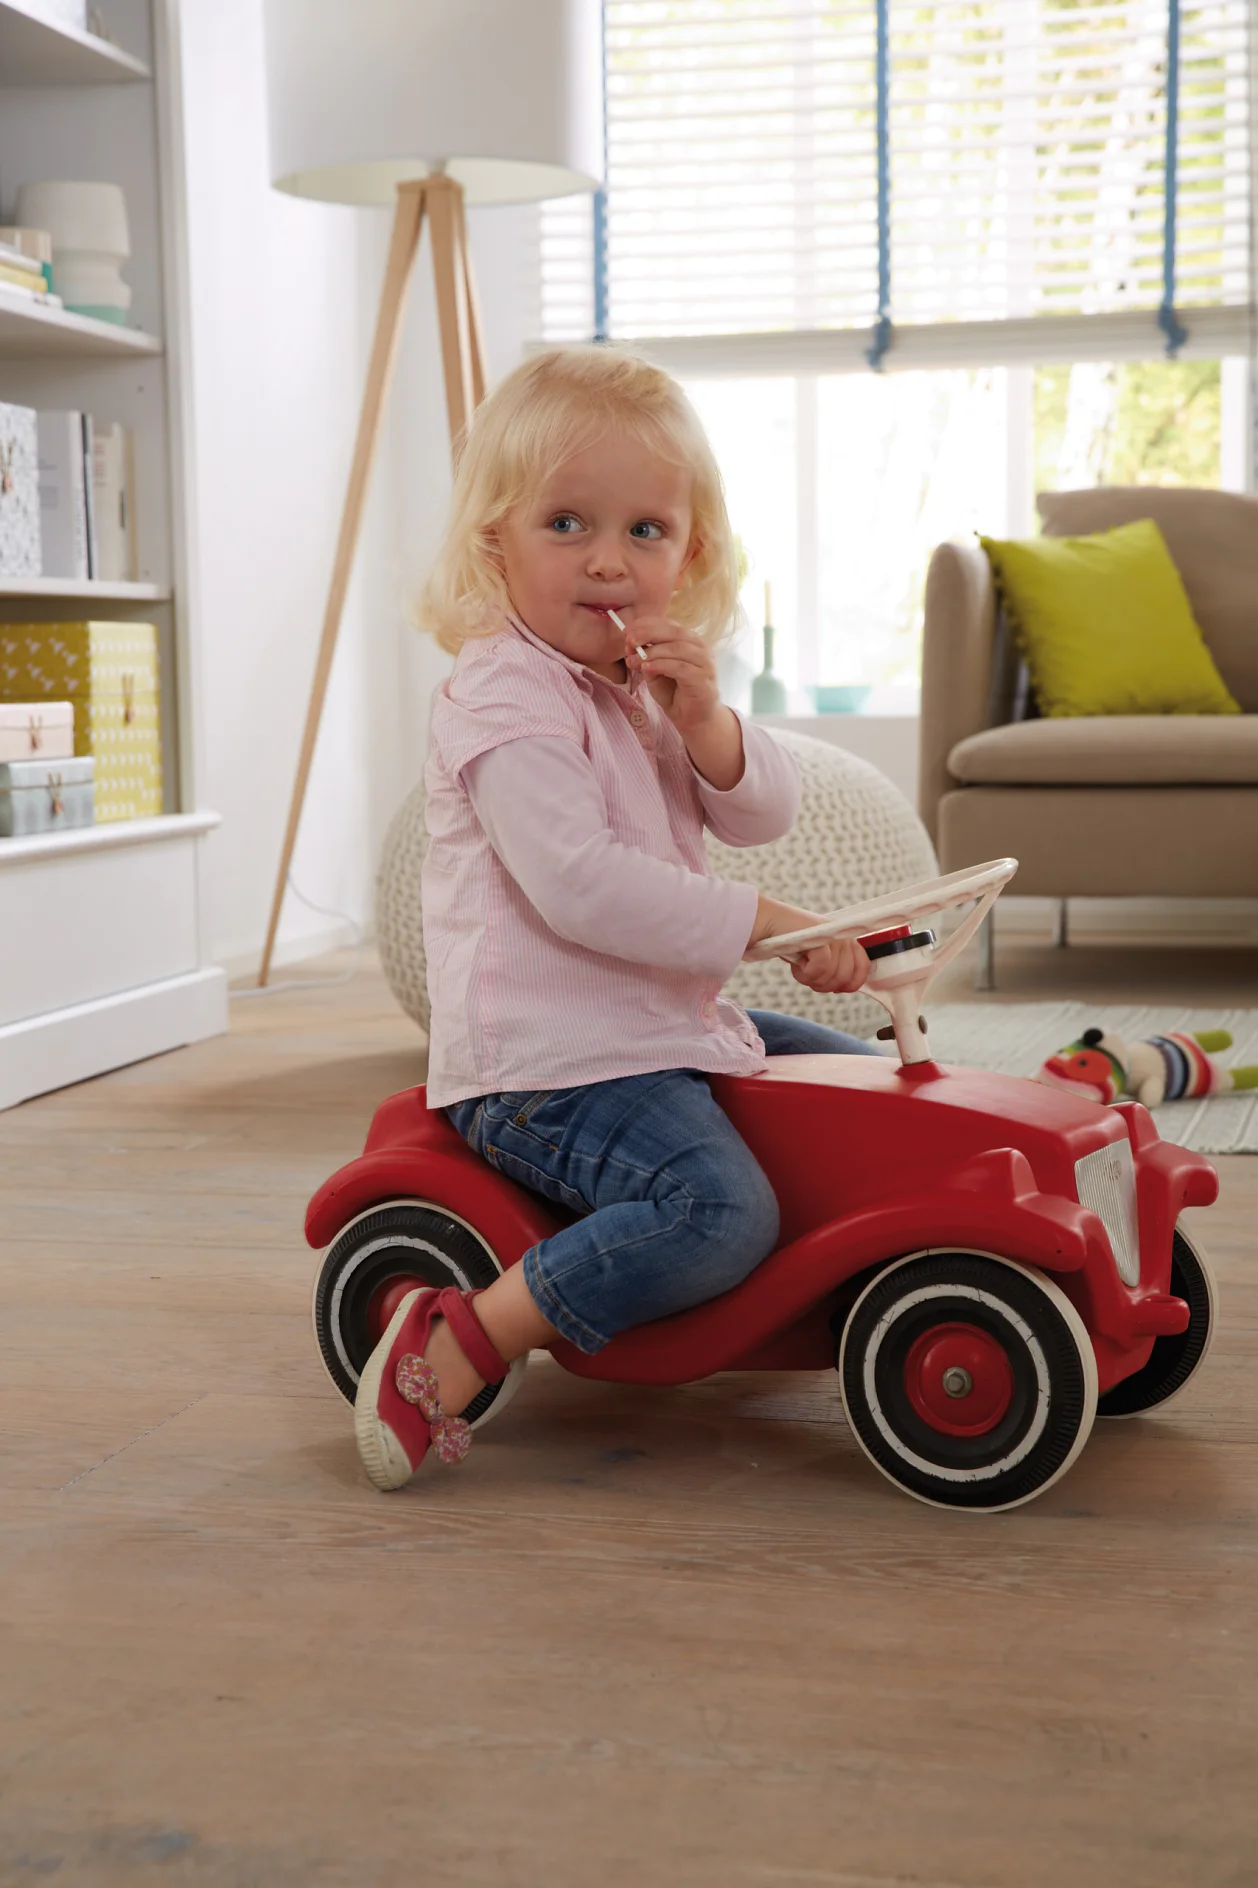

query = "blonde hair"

[{"left": 418, "top": 346, "right": 742, "bottom": 656}]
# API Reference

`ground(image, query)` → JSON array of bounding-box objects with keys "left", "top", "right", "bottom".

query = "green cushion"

[{"left": 979, "top": 518, "right": 1241, "bottom": 718}]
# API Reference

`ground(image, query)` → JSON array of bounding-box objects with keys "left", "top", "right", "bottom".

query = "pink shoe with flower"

[{"left": 354, "top": 1285, "right": 509, "bottom": 1492}]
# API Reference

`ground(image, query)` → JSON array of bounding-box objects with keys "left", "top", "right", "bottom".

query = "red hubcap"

[
  {"left": 903, "top": 1321, "right": 1015, "bottom": 1436},
  {"left": 366, "top": 1276, "right": 426, "bottom": 1346}
]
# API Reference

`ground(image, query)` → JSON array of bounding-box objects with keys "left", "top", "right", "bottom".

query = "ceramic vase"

[{"left": 15, "top": 181, "right": 131, "bottom": 324}]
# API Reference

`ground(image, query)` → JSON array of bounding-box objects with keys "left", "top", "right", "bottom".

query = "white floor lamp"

[{"left": 258, "top": 0, "right": 604, "bottom": 987}]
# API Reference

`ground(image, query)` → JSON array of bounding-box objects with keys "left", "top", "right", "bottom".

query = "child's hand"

[
  {"left": 626, "top": 616, "right": 720, "bottom": 736},
  {"left": 789, "top": 936, "right": 869, "bottom": 995},
  {"left": 746, "top": 894, "right": 870, "bottom": 995}
]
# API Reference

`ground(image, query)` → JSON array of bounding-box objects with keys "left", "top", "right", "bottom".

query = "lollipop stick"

[{"left": 606, "top": 607, "right": 649, "bottom": 662}]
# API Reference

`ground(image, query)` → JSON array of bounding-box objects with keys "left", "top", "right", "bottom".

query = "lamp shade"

[{"left": 262, "top": 0, "right": 605, "bottom": 207}]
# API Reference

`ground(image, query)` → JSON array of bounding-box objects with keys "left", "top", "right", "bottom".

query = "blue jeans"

[{"left": 445, "top": 1009, "right": 879, "bottom": 1354}]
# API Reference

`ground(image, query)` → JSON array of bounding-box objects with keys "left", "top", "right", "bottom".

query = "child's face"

[{"left": 496, "top": 429, "right": 696, "bottom": 682}]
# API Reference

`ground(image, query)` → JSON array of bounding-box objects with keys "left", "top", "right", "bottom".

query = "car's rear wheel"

[
  {"left": 311, "top": 1199, "right": 526, "bottom": 1427},
  {"left": 1096, "top": 1224, "right": 1217, "bottom": 1419},
  {"left": 838, "top": 1250, "right": 1098, "bottom": 1511}
]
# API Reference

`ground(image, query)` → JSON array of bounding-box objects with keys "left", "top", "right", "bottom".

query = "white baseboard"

[
  {"left": 0, "top": 968, "right": 229, "bottom": 1111},
  {"left": 217, "top": 917, "right": 365, "bottom": 984}
]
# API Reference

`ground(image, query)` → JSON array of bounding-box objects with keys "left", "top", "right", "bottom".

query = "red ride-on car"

[{"left": 307, "top": 860, "right": 1220, "bottom": 1511}]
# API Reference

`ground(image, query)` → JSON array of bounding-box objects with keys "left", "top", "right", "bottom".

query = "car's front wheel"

[
  {"left": 311, "top": 1199, "right": 527, "bottom": 1427},
  {"left": 838, "top": 1250, "right": 1098, "bottom": 1511},
  {"left": 1096, "top": 1224, "right": 1217, "bottom": 1418}
]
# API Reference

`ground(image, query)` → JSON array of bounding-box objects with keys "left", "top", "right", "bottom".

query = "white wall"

[
  {"left": 176, "top": 0, "right": 544, "bottom": 975},
  {"left": 358, "top": 199, "right": 545, "bottom": 883}
]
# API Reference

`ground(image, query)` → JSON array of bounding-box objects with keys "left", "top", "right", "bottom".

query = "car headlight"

[{"left": 1074, "top": 1138, "right": 1140, "bottom": 1287}]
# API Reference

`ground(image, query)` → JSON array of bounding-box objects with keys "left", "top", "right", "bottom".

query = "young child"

[{"left": 355, "top": 345, "right": 878, "bottom": 1492}]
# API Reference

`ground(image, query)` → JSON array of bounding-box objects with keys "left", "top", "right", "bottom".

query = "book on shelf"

[
  {"left": 80, "top": 413, "right": 98, "bottom": 578},
  {"left": 91, "top": 423, "right": 136, "bottom": 583},
  {"left": 0, "top": 262, "right": 48, "bottom": 293},
  {"left": 36, "top": 411, "right": 90, "bottom": 580},
  {"left": 35, "top": 412, "right": 134, "bottom": 583},
  {"left": 0, "top": 230, "right": 55, "bottom": 293},
  {"left": 0, "top": 247, "right": 45, "bottom": 286},
  {"left": 0, "top": 403, "right": 41, "bottom": 578},
  {"left": 0, "top": 272, "right": 63, "bottom": 309}
]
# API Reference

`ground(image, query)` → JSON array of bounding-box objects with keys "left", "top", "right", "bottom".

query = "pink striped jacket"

[{"left": 421, "top": 614, "right": 801, "bottom": 1107}]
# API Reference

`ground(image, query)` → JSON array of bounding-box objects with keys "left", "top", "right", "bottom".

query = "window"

[
  {"left": 541, "top": 0, "right": 1255, "bottom": 708},
  {"left": 1033, "top": 358, "right": 1225, "bottom": 489},
  {"left": 687, "top": 369, "right": 1011, "bottom": 695},
  {"left": 686, "top": 357, "right": 1248, "bottom": 704}
]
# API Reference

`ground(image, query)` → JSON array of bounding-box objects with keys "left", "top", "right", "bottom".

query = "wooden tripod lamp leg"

[
  {"left": 257, "top": 181, "right": 427, "bottom": 987},
  {"left": 427, "top": 175, "right": 478, "bottom": 454},
  {"left": 453, "top": 187, "right": 487, "bottom": 409}
]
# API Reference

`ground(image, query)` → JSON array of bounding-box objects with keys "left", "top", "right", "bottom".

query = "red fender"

[
  {"left": 1114, "top": 1101, "right": 1219, "bottom": 1213},
  {"left": 306, "top": 1085, "right": 566, "bottom": 1258},
  {"left": 304, "top": 1142, "right": 567, "bottom": 1261}
]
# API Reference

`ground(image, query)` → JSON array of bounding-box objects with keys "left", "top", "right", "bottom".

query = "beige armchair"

[{"left": 919, "top": 486, "right": 1258, "bottom": 986}]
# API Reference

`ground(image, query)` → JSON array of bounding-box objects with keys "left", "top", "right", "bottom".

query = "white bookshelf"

[
  {"left": 0, "top": 0, "right": 150, "bottom": 84},
  {"left": 0, "top": 574, "right": 169, "bottom": 599},
  {"left": 0, "top": 0, "right": 226, "bottom": 1111},
  {"left": 0, "top": 282, "right": 162, "bottom": 355}
]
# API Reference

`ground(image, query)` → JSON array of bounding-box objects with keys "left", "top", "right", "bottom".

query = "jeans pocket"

[
  {"left": 482, "top": 1141, "right": 588, "bottom": 1216},
  {"left": 481, "top": 1089, "right": 554, "bottom": 1137}
]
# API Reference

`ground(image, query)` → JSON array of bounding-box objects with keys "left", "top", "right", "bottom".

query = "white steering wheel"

[{"left": 744, "top": 858, "right": 1018, "bottom": 1065}]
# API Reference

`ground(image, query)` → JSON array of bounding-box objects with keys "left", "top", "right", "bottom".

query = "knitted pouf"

[{"left": 376, "top": 729, "right": 937, "bottom": 1040}]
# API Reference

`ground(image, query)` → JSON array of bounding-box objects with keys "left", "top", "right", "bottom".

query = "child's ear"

[{"left": 678, "top": 530, "right": 702, "bottom": 577}]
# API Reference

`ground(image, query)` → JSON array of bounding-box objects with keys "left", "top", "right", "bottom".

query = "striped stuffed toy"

[{"left": 1037, "top": 1026, "right": 1258, "bottom": 1110}]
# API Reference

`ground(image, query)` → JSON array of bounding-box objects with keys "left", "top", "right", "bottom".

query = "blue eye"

[
  {"left": 629, "top": 520, "right": 664, "bottom": 540},
  {"left": 548, "top": 514, "right": 581, "bottom": 534}
]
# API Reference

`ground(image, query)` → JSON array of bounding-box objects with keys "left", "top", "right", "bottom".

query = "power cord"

[{"left": 230, "top": 873, "right": 367, "bottom": 1000}]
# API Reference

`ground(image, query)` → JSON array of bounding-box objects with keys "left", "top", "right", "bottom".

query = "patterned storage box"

[
  {"left": 0, "top": 700, "right": 74, "bottom": 762},
  {"left": 0, "top": 621, "right": 162, "bottom": 822},
  {"left": 0, "top": 754, "right": 94, "bottom": 838},
  {"left": 0, "top": 403, "right": 41, "bottom": 579}
]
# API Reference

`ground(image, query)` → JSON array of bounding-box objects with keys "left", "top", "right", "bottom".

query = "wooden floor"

[{"left": 3, "top": 940, "right": 1256, "bottom": 1888}]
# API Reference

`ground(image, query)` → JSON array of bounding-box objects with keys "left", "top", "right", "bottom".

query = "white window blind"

[
  {"left": 541, "top": 0, "right": 1253, "bottom": 348},
  {"left": 890, "top": 0, "right": 1252, "bottom": 325},
  {"left": 540, "top": 193, "right": 597, "bottom": 343}
]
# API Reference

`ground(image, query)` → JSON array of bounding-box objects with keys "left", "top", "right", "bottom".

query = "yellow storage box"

[{"left": 0, "top": 621, "right": 162, "bottom": 822}]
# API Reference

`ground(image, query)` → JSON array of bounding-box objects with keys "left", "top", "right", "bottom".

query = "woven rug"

[{"left": 900, "top": 1002, "right": 1258, "bottom": 1155}]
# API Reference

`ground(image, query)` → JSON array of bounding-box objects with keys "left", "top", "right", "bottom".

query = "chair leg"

[
  {"left": 975, "top": 908, "right": 995, "bottom": 992},
  {"left": 1052, "top": 898, "right": 1068, "bottom": 949}
]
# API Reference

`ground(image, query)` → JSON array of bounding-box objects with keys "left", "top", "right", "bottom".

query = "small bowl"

[{"left": 807, "top": 685, "right": 871, "bottom": 714}]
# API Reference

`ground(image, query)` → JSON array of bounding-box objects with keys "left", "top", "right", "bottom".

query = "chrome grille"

[{"left": 1075, "top": 1138, "right": 1140, "bottom": 1287}]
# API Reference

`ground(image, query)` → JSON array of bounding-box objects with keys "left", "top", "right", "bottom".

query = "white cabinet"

[
  {"left": 0, "top": 814, "right": 224, "bottom": 1109},
  {"left": 0, "top": 0, "right": 226, "bottom": 1109}
]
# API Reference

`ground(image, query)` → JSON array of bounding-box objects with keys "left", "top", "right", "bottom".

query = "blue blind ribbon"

[
  {"left": 865, "top": 0, "right": 893, "bottom": 369},
  {"left": 593, "top": 188, "right": 609, "bottom": 343},
  {"left": 1158, "top": 0, "right": 1189, "bottom": 356}
]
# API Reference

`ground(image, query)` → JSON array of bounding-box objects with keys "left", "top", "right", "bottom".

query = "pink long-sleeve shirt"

[{"left": 421, "top": 613, "right": 801, "bottom": 1107}]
